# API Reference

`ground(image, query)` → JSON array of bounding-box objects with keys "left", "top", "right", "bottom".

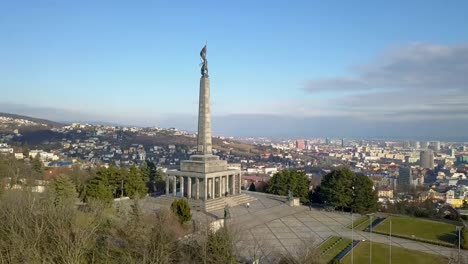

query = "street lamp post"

[
  {"left": 389, "top": 220, "right": 392, "bottom": 264},
  {"left": 456, "top": 226, "right": 462, "bottom": 264},
  {"left": 367, "top": 214, "right": 374, "bottom": 264},
  {"left": 351, "top": 209, "right": 354, "bottom": 264},
  {"left": 351, "top": 185, "right": 355, "bottom": 264}
]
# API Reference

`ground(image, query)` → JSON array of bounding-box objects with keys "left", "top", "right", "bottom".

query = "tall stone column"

[
  {"left": 238, "top": 173, "right": 242, "bottom": 194},
  {"left": 180, "top": 176, "right": 184, "bottom": 198},
  {"left": 226, "top": 176, "right": 229, "bottom": 195},
  {"left": 219, "top": 177, "right": 222, "bottom": 196},
  {"left": 196, "top": 178, "right": 200, "bottom": 200},
  {"left": 197, "top": 77, "right": 212, "bottom": 155},
  {"left": 230, "top": 175, "right": 234, "bottom": 195},
  {"left": 217, "top": 177, "right": 221, "bottom": 197},
  {"left": 221, "top": 176, "right": 226, "bottom": 197},
  {"left": 225, "top": 175, "right": 228, "bottom": 195},
  {"left": 207, "top": 179, "right": 211, "bottom": 199},
  {"left": 187, "top": 177, "right": 192, "bottom": 199},
  {"left": 223, "top": 176, "right": 226, "bottom": 196},
  {"left": 212, "top": 177, "right": 216, "bottom": 198},
  {"left": 204, "top": 178, "right": 207, "bottom": 200},
  {"left": 165, "top": 175, "right": 170, "bottom": 195},
  {"left": 172, "top": 176, "right": 177, "bottom": 197},
  {"left": 225, "top": 176, "right": 228, "bottom": 195}
]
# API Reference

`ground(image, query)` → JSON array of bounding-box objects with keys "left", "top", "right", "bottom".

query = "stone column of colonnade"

[
  {"left": 211, "top": 178, "right": 216, "bottom": 199},
  {"left": 165, "top": 174, "right": 240, "bottom": 198},
  {"left": 204, "top": 178, "right": 207, "bottom": 200},
  {"left": 165, "top": 176, "right": 170, "bottom": 195},
  {"left": 223, "top": 176, "right": 226, "bottom": 196},
  {"left": 238, "top": 173, "right": 242, "bottom": 194},
  {"left": 180, "top": 176, "right": 184, "bottom": 198},
  {"left": 172, "top": 176, "right": 177, "bottom": 196},
  {"left": 217, "top": 177, "right": 221, "bottom": 198},
  {"left": 196, "top": 178, "right": 200, "bottom": 200},
  {"left": 187, "top": 177, "right": 191, "bottom": 199},
  {"left": 230, "top": 175, "right": 234, "bottom": 195}
]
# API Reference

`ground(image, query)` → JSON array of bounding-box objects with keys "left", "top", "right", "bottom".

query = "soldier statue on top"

[{"left": 200, "top": 44, "right": 209, "bottom": 78}]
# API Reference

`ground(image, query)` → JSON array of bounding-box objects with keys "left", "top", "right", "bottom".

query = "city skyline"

[{"left": 1, "top": 1, "right": 468, "bottom": 139}]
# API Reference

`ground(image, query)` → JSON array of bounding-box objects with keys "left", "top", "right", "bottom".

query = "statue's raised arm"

[{"left": 200, "top": 45, "right": 209, "bottom": 78}]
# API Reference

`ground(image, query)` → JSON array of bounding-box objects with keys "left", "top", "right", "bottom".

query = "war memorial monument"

[{"left": 164, "top": 45, "right": 251, "bottom": 211}]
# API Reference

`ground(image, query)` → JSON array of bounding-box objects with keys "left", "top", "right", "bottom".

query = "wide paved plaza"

[
  {"left": 141, "top": 191, "right": 467, "bottom": 262},
  {"left": 212, "top": 192, "right": 468, "bottom": 262}
]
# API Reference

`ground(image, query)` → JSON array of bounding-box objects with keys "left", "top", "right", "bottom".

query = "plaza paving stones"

[
  {"left": 218, "top": 192, "right": 468, "bottom": 261},
  {"left": 145, "top": 192, "right": 467, "bottom": 261}
]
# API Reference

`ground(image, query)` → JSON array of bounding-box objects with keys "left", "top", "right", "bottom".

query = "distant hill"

[{"left": 0, "top": 112, "right": 64, "bottom": 128}]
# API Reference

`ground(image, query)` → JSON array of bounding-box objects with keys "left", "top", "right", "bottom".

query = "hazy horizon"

[{"left": 2, "top": 103, "right": 468, "bottom": 142}]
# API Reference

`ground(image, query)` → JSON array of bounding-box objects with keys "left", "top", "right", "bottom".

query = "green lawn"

[
  {"left": 320, "top": 237, "right": 352, "bottom": 264},
  {"left": 347, "top": 216, "right": 370, "bottom": 231},
  {"left": 341, "top": 241, "right": 449, "bottom": 264},
  {"left": 347, "top": 216, "right": 366, "bottom": 228},
  {"left": 373, "top": 216, "right": 457, "bottom": 244}
]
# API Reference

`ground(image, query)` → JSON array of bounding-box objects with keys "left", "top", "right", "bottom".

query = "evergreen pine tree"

[
  {"left": 170, "top": 198, "right": 191, "bottom": 223},
  {"left": 49, "top": 175, "right": 77, "bottom": 207},
  {"left": 32, "top": 154, "right": 43, "bottom": 174},
  {"left": 248, "top": 182, "right": 256, "bottom": 192},
  {"left": 125, "top": 166, "right": 148, "bottom": 199},
  {"left": 83, "top": 175, "right": 113, "bottom": 205}
]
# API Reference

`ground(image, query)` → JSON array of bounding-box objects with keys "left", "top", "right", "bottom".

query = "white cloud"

[
  {"left": 301, "top": 43, "right": 468, "bottom": 121},
  {"left": 305, "top": 43, "right": 468, "bottom": 92}
]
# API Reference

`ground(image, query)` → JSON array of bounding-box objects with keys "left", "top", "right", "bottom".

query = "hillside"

[
  {"left": 0, "top": 112, "right": 64, "bottom": 128},
  {"left": 1, "top": 113, "right": 263, "bottom": 157}
]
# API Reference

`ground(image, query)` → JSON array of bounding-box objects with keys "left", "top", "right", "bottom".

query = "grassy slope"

[
  {"left": 341, "top": 241, "right": 448, "bottom": 264},
  {"left": 373, "top": 216, "right": 457, "bottom": 244},
  {"left": 347, "top": 216, "right": 370, "bottom": 231},
  {"left": 319, "top": 236, "right": 340, "bottom": 252},
  {"left": 320, "top": 237, "right": 352, "bottom": 263}
]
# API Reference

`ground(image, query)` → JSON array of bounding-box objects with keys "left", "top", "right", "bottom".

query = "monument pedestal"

[
  {"left": 289, "top": 198, "right": 300, "bottom": 207},
  {"left": 180, "top": 155, "right": 228, "bottom": 173}
]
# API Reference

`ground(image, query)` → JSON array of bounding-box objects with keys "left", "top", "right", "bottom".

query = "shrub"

[{"left": 171, "top": 198, "right": 192, "bottom": 223}]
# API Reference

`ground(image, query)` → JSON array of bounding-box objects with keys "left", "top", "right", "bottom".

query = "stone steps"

[
  {"left": 205, "top": 194, "right": 257, "bottom": 212},
  {"left": 150, "top": 193, "right": 257, "bottom": 212}
]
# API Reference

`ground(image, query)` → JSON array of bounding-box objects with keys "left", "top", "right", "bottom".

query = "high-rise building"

[
  {"left": 456, "top": 155, "right": 468, "bottom": 165},
  {"left": 420, "top": 150, "right": 434, "bottom": 169},
  {"left": 295, "top": 140, "right": 306, "bottom": 150},
  {"left": 449, "top": 148, "right": 455, "bottom": 157},
  {"left": 403, "top": 141, "right": 410, "bottom": 148},
  {"left": 341, "top": 138, "right": 346, "bottom": 147},
  {"left": 325, "top": 137, "right": 331, "bottom": 145},
  {"left": 398, "top": 167, "right": 413, "bottom": 186},
  {"left": 429, "top": 141, "right": 441, "bottom": 151},
  {"left": 410, "top": 141, "right": 420, "bottom": 149},
  {"left": 420, "top": 141, "right": 429, "bottom": 149}
]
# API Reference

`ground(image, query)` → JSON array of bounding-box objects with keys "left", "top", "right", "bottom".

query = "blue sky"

[{"left": 1, "top": 1, "right": 468, "bottom": 138}]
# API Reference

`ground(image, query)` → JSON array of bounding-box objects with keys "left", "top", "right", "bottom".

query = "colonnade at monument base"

[
  {"left": 165, "top": 154, "right": 243, "bottom": 210},
  {"left": 165, "top": 171, "right": 242, "bottom": 200}
]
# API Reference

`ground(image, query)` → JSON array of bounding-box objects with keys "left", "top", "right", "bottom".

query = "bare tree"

[
  {"left": 276, "top": 239, "right": 320, "bottom": 264},
  {"left": 0, "top": 190, "right": 104, "bottom": 264},
  {"left": 179, "top": 218, "right": 240, "bottom": 264}
]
